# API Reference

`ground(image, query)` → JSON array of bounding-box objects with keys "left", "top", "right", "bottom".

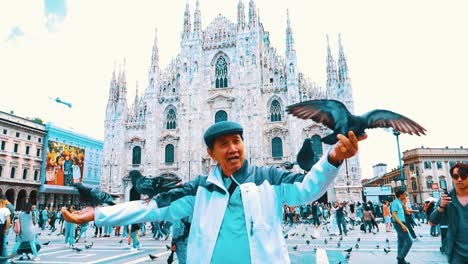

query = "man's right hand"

[
  {"left": 62, "top": 206, "right": 94, "bottom": 225},
  {"left": 440, "top": 194, "right": 452, "bottom": 208}
]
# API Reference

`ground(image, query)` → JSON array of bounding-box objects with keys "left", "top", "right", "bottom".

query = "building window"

[
  {"left": 22, "top": 169, "right": 28, "bottom": 180},
  {"left": 2, "top": 129, "right": 6, "bottom": 135},
  {"left": 437, "top": 161, "right": 442, "bottom": 169},
  {"left": 449, "top": 161, "right": 456, "bottom": 169},
  {"left": 10, "top": 167, "right": 16, "bottom": 178},
  {"left": 34, "top": 170, "right": 39, "bottom": 181},
  {"left": 14, "top": 143, "right": 18, "bottom": 153},
  {"left": 424, "top": 161, "right": 431, "bottom": 169},
  {"left": 270, "top": 100, "right": 282, "bottom": 122},
  {"left": 409, "top": 163, "right": 414, "bottom": 171},
  {"left": 36, "top": 148, "right": 41, "bottom": 157},
  {"left": 426, "top": 176, "right": 433, "bottom": 189},
  {"left": 215, "top": 57, "right": 228, "bottom": 88},
  {"left": 411, "top": 180, "right": 417, "bottom": 190},
  {"left": 1, "top": 141, "right": 5, "bottom": 150},
  {"left": 132, "top": 146, "right": 141, "bottom": 165},
  {"left": 165, "top": 144, "right": 174, "bottom": 164},
  {"left": 439, "top": 177, "right": 447, "bottom": 189},
  {"left": 215, "top": 110, "right": 228, "bottom": 123},
  {"left": 16, "top": 132, "right": 20, "bottom": 137},
  {"left": 25, "top": 146, "right": 30, "bottom": 155},
  {"left": 272, "top": 137, "right": 283, "bottom": 158},
  {"left": 166, "top": 109, "right": 177, "bottom": 130},
  {"left": 27, "top": 135, "right": 31, "bottom": 140},
  {"left": 311, "top": 135, "right": 323, "bottom": 165},
  {"left": 38, "top": 138, "right": 41, "bottom": 143},
  {"left": 0, "top": 165, "right": 2, "bottom": 177}
]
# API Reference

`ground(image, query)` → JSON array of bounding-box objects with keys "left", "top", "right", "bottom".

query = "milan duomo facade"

[{"left": 101, "top": 0, "right": 362, "bottom": 203}]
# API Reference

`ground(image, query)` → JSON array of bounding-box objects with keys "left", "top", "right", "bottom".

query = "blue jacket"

[{"left": 95, "top": 155, "right": 339, "bottom": 263}]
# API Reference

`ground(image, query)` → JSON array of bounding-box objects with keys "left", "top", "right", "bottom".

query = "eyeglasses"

[{"left": 452, "top": 174, "right": 468, "bottom": 180}]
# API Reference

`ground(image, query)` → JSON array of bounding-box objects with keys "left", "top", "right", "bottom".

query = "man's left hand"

[{"left": 328, "top": 131, "right": 367, "bottom": 166}]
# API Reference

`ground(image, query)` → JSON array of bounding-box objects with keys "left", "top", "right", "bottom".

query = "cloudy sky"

[{"left": 1, "top": 0, "right": 466, "bottom": 179}]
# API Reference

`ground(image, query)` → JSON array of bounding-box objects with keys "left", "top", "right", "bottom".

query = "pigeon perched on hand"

[
  {"left": 73, "top": 183, "right": 116, "bottom": 207},
  {"left": 286, "top": 99, "right": 427, "bottom": 144},
  {"left": 128, "top": 170, "right": 183, "bottom": 198}
]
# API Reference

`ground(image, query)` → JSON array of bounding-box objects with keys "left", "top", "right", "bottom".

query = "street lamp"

[{"left": 393, "top": 129, "right": 405, "bottom": 189}]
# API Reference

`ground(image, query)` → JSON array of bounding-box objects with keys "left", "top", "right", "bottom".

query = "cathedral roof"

[{"left": 203, "top": 15, "right": 236, "bottom": 50}]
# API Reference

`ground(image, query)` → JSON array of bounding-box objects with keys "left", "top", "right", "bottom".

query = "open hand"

[
  {"left": 328, "top": 131, "right": 367, "bottom": 166},
  {"left": 62, "top": 206, "right": 94, "bottom": 225}
]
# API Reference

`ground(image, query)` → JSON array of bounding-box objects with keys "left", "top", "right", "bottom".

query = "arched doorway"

[
  {"left": 29, "top": 190, "right": 38, "bottom": 206},
  {"left": 130, "top": 187, "right": 141, "bottom": 201},
  {"left": 16, "top": 189, "right": 27, "bottom": 211},
  {"left": 5, "top": 189, "right": 15, "bottom": 207}
]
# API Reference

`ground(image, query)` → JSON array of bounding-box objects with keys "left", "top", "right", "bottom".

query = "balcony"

[
  {"left": 0, "top": 150, "right": 7, "bottom": 156},
  {"left": 159, "top": 162, "right": 179, "bottom": 170}
]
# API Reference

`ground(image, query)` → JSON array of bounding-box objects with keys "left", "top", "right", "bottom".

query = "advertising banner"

[{"left": 46, "top": 140, "right": 85, "bottom": 186}]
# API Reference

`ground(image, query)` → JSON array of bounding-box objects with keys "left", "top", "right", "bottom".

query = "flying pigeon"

[
  {"left": 292, "top": 245, "right": 298, "bottom": 251},
  {"left": 42, "top": 241, "right": 51, "bottom": 246},
  {"left": 128, "top": 170, "right": 183, "bottom": 198},
  {"left": 286, "top": 99, "right": 427, "bottom": 145},
  {"left": 296, "top": 138, "right": 315, "bottom": 172},
  {"left": 344, "top": 247, "right": 352, "bottom": 253},
  {"left": 149, "top": 254, "right": 158, "bottom": 261},
  {"left": 73, "top": 183, "right": 116, "bottom": 207}
]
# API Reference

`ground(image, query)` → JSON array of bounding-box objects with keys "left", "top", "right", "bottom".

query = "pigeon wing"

[
  {"left": 296, "top": 138, "right": 315, "bottom": 172},
  {"left": 363, "top": 110, "right": 427, "bottom": 136},
  {"left": 135, "top": 176, "right": 158, "bottom": 197},
  {"left": 152, "top": 174, "right": 183, "bottom": 194},
  {"left": 90, "top": 187, "right": 115, "bottom": 206},
  {"left": 73, "top": 183, "right": 91, "bottom": 204},
  {"left": 286, "top": 100, "right": 350, "bottom": 130}
]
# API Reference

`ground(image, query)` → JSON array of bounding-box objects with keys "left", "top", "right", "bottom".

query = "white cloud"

[{"left": 1, "top": 0, "right": 467, "bottom": 179}]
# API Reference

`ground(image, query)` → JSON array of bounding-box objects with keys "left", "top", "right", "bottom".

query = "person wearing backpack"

[{"left": 11, "top": 203, "right": 40, "bottom": 261}]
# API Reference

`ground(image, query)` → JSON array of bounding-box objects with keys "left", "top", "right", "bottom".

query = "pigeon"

[
  {"left": 286, "top": 99, "right": 427, "bottom": 145},
  {"left": 291, "top": 233, "right": 296, "bottom": 237},
  {"left": 85, "top": 242, "right": 94, "bottom": 249},
  {"left": 384, "top": 248, "right": 391, "bottom": 254},
  {"left": 313, "top": 247, "right": 317, "bottom": 252},
  {"left": 128, "top": 170, "right": 183, "bottom": 198},
  {"left": 306, "top": 240, "right": 310, "bottom": 245},
  {"left": 385, "top": 238, "right": 389, "bottom": 243},
  {"left": 119, "top": 239, "right": 123, "bottom": 244},
  {"left": 73, "top": 246, "right": 83, "bottom": 252},
  {"left": 337, "top": 241, "right": 341, "bottom": 248},
  {"left": 149, "top": 254, "right": 158, "bottom": 261},
  {"left": 357, "top": 237, "right": 361, "bottom": 243},
  {"left": 292, "top": 245, "right": 298, "bottom": 251},
  {"left": 345, "top": 252, "right": 351, "bottom": 260},
  {"left": 311, "top": 235, "right": 317, "bottom": 240},
  {"left": 301, "top": 233, "right": 305, "bottom": 238},
  {"left": 329, "top": 236, "right": 333, "bottom": 240},
  {"left": 296, "top": 138, "right": 315, "bottom": 171},
  {"left": 42, "top": 241, "right": 51, "bottom": 246},
  {"left": 376, "top": 243, "right": 380, "bottom": 249},
  {"left": 324, "top": 238, "right": 328, "bottom": 244},
  {"left": 355, "top": 243, "right": 359, "bottom": 249},
  {"left": 73, "top": 182, "right": 116, "bottom": 206},
  {"left": 284, "top": 234, "right": 289, "bottom": 239},
  {"left": 339, "top": 236, "right": 343, "bottom": 241},
  {"left": 280, "top": 161, "right": 294, "bottom": 170},
  {"left": 344, "top": 247, "right": 352, "bottom": 253}
]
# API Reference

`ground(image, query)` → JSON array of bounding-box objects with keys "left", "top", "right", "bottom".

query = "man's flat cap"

[{"left": 204, "top": 121, "right": 243, "bottom": 148}]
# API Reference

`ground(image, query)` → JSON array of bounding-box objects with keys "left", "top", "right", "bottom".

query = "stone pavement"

[{"left": 2, "top": 221, "right": 448, "bottom": 263}]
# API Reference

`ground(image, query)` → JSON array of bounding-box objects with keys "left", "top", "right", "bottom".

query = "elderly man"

[
  {"left": 63, "top": 121, "right": 365, "bottom": 263},
  {"left": 430, "top": 163, "right": 468, "bottom": 264}
]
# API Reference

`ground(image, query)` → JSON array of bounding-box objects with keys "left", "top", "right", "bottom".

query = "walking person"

[
  {"left": 63, "top": 206, "right": 77, "bottom": 248},
  {"left": 362, "top": 205, "right": 374, "bottom": 233},
  {"left": 383, "top": 200, "right": 392, "bottom": 232},
  {"left": 336, "top": 201, "right": 348, "bottom": 236},
  {"left": 391, "top": 189, "right": 413, "bottom": 264},
  {"left": 62, "top": 122, "right": 365, "bottom": 263},
  {"left": 129, "top": 223, "right": 141, "bottom": 251},
  {"left": 11, "top": 203, "right": 40, "bottom": 261},
  {"left": 430, "top": 163, "right": 468, "bottom": 264},
  {"left": 426, "top": 202, "right": 437, "bottom": 236},
  {"left": 0, "top": 197, "right": 12, "bottom": 261},
  {"left": 75, "top": 222, "right": 89, "bottom": 243}
]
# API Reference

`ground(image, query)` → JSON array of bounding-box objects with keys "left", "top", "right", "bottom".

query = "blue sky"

[{"left": 44, "top": 0, "right": 67, "bottom": 17}]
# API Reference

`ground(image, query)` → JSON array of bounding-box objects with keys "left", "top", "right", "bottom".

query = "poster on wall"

[{"left": 46, "top": 140, "right": 85, "bottom": 186}]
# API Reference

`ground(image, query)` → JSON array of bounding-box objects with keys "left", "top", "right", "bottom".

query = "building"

[
  {"left": 39, "top": 123, "right": 103, "bottom": 209},
  {"left": 0, "top": 111, "right": 46, "bottom": 210},
  {"left": 362, "top": 167, "right": 401, "bottom": 202},
  {"left": 403, "top": 146, "right": 468, "bottom": 204},
  {"left": 372, "top": 163, "right": 387, "bottom": 178},
  {"left": 101, "top": 0, "right": 362, "bottom": 202}
]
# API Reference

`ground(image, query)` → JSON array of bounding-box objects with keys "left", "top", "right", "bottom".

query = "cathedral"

[{"left": 101, "top": 0, "right": 362, "bottom": 203}]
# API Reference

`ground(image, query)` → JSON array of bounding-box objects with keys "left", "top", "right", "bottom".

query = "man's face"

[
  {"left": 32, "top": 205, "right": 36, "bottom": 210},
  {"left": 398, "top": 193, "right": 406, "bottom": 201},
  {"left": 452, "top": 167, "right": 468, "bottom": 191},
  {"left": 208, "top": 133, "right": 244, "bottom": 177}
]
